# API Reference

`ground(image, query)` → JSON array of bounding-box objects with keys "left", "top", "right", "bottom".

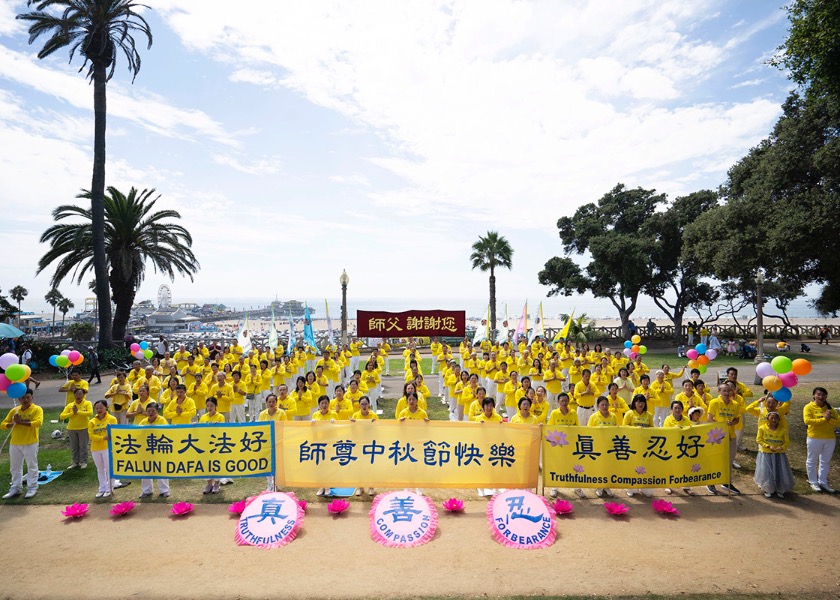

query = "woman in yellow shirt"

[
  {"left": 104, "top": 371, "right": 132, "bottom": 424},
  {"left": 528, "top": 358, "right": 544, "bottom": 386},
  {"left": 502, "top": 371, "right": 521, "bottom": 420},
  {"left": 60, "top": 388, "right": 93, "bottom": 470},
  {"left": 459, "top": 374, "right": 480, "bottom": 422},
  {"left": 605, "top": 383, "right": 630, "bottom": 423},
  {"left": 291, "top": 376, "right": 314, "bottom": 421},
  {"left": 330, "top": 385, "right": 354, "bottom": 420},
  {"left": 159, "top": 376, "right": 180, "bottom": 409},
  {"left": 350, "top": 396, "right": 378, "bottom": 421},
  {"left": 622, "top": 394, "right": 654, "bottom": 428},
  {"left": 662, "top": 399, "right": 697, "bottom": 497},
  {"left": 258, "top": 394, "right": 289, "bottom": 422},
  {"left": 612, "top": 367, "right": 634, "bottom": 404},
  {"left": 803, "top": 386, "right": 840, "bottom": 493},
  {"left": 398, "top": 393, "right": 429, "bottom": 421},
  {"left": 362, "top": 361, "right": 381, "bottom": 410},
  {"left": 530, "top": 386, "right": 551, "bottom": 423},
  {"left": 587, "top": 396, "right": 616, "bottom": 498},
  {"left": 543, "top": 358, "right": 565, "bottom": 408},
  {"left": 475, "top": 396, "right": 503, "bottom": 423},
  {"left": 754, "top": 411, "right": 793, "bottom": 498},
  {"left": 163, "top": 385, "right": 197, "bottom": 425},
  {"left": 312, "top": 394, "right": 341, "bottom": 498},
  {"left": 510, "top": 397, "right": 538, "bottom": 425},
  {"left": 89, "top": 400, "right": 118, "bottom": 498},
  {"left": 199, "top": 398, "right": 225, "bottom": 494}
]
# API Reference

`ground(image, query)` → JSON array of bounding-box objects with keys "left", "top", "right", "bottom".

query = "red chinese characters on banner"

[{"left": 356, "top": 310, "right": 466, "bottom": 337}]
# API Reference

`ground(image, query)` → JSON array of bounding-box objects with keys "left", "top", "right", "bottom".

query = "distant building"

[{"left": 146, "top": 307, "right": 199, "bottom": 333}]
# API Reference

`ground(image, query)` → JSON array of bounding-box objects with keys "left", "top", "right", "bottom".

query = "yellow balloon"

[
  {"left": 631, "top": 335, "right": 641, "bottom": 344},
  {"left": 762, "top": 375, "right": 783, "bottom": 392}
]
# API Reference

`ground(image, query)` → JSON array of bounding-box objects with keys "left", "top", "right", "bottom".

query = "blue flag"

[
  {"left": 287, "top": 309, "right": 295, "bottom": 355},
  {"left": 303, "top": 304, "right": 318, "bottom": 352}
]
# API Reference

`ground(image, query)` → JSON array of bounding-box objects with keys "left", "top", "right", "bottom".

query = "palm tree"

[
  {"left": 470, "top": 231, "right": 513, "bottom": 338},
  {"left": 9, "top": 286, "right": 28, "bottom": 327},
  {"left": 58, "top": 297, "right": 74, "bottom": 336},
  {"left": 558, "top": 312, "right": 598, "bottom": 344},
  {"left": 45, "top": 288, "right": 63, "bottom": 333},
  {"left": 18, "top": 0, "right": 153, "bottom": 348},
  {"left": 38, "top": 186, "right": 200, "bottom": 341}
]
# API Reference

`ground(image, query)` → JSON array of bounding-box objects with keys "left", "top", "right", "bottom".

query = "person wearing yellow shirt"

[
  {"left": 228, "top": 370, "right": 247, "bottom": 423},
  {"left": 527, "top": 356, "right": 544, "bottom": 387},
  {"left": 632, "top": 374, "right": 653, "bottom": 408},
  {"left": 605, "top": 383, "right": 630, "bottom": 423},
  {"left": 530, "top": 387, "right": 551, "bottom": 423},
  {"left": 803, "top": 386, "right": 840, "bottom": 493},
  {"left": 721, "top": 381, "right": 747, "bottom": 460},
  {"left": 725, "top": 367, "right": 754, "bottom": 401},
  {"left": 159, "top": 376, "right": 180, "bottom": 408},
  {"left": 745, "top": 393, "right": 789, "bottom": 431},
  {"left": 662, "top": 400, "right": 695, "bottom": 496},
  {"left": 132, "top": 366, "right": 162, "bottom": 401},
  {"left": 429, "top": 338, "right": 442, "bottom": 374},
  {"left": 612, "top": 367, "right": 635, "bottom": 405},
  {"left": 199, "top": 398, "right": 225, "bottom": 495},
  {"left": 1, "top": 388, "right": 43, "bottom": 499},
  {"left": 259, "top": 394, "right": 289, "bottom": 422},
  {"left": 138, "top": 403, "right": 170, "bottom": 499},
  {"left": 186, "top": 376, "right": 208, "bottom": 420},
  {"left": 88, "top": 400, "right": 119, "bottom": 498},
  {"left": 350, "top": 396, "right": 378, "bottom": 422},
  {"left": 59, "top": 370, "right": 89, "bottom": 405},
  {"left": 453, "top": 371, "right": 472, "bottom": 421},
  {"left": 568, "top": 359, "right": 584, "bottom": 388},
  {"left": 632, "top": 356, "right": 649, "bottom": 377},
  {"left": 330, "top": 385, "right": 354, "bottom": 420},
  {"left": 475, "top": 397, "right": 503, "bottom": 423},
  {"left": 242, "top": 365, "right": 263, "bottom": 423},
  {"left": 591, "top": 364, "right": 611, "bottom": 392},
  {"left": 466, "top": 386, "right": 489, "bottom": 422},
  {"left": 126, "top": 385, "right": 155, "bottom": 425},
  {"left": 502, "top": 371, "right": 522, "bottom": 419},
  {"left": 543, "top": 358, "right": 566, "bottom": 408},
  {"left": 573, "top": 369, "right": 600, "bottom": 425},
  {"left": 649, "top": 371, "right": 674, "bottom": 427},
  {"left": 675, "top": 379, "right": 706, "bottom": 414},
  {"left": 311, "top": 395, "right": 338, "bottom": 423},
  {"left": 126, "top": 361, "right": 144, "bottom": 391},
  {"left": 163, "top": 385, "right": 196, "bottom": 425},
  {"left": 291, "top": 376, "right": 314, "bottom": 421},
  {"left": 173, "top": 345, "right": 191, "bottom": 372},
  {"left": 398, "top": 393, "right": 429, "bottom": 421},
  {"left": 510, "top": 397, "right": 538, "bottom": 425},
  {"left": 271, "top": 360, "right": 287, "bottom": 393},
  {"left": 547, "top": 393, "right": 580, "bottom": 426},
  {"left": 622, "top": 394, "right": 654, "bottom": 429},
  {"left": 60, "top": 388, "right": 93, "bottom": 470},
  {"left": 105, "top": 371, "right": 133, "bottom": 424},
  {"left": 413, "top": 374, "right": 432, "bottom": 405},
  {"left": 484, "top": 352, "right": 499, "bottom": 400},
  {"left": 208, "top": 372, "right": 234, "bottom": 421},
  {"left": 694, "top": 380, "right": 713, "bottom": 408},
  {"left": 345, "top": 379, "right": 364, "bottom": 412},
  {"left": 754, "top": 411, "right": 794, "bottom": 498},
  {"left": 705, "top": 383, "right": 743, "bottom": 495},
  {"left": 587, "top": 397, "right": 616, "bottom": 498},
  {"left": 362, "top": 361, "right": 381, "bottom": 410},
  {"left": 274, "top": 384, "right": 298, "bottom": 416}
]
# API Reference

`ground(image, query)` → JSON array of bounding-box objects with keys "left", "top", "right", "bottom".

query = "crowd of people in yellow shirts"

[{"left": 1, "top": 335, "right": 838, "bottom": 502}]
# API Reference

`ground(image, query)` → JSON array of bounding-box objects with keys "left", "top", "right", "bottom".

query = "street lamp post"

[
  {"left": 340, "top": 270, "right": 349, "bottom": 347},
  {"left": 754, "top": 270, "right": 765, "bottom": 372}
]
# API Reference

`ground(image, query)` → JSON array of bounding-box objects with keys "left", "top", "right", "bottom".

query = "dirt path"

[{"left": 3, "top": 494, "right": 840, "bottom": 599}]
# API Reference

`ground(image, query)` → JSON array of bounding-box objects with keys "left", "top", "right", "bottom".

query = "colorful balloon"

[
  {"left": 631, "top": 335, "right": 641, "bottom": 344},
  {"left": 755, "top": 362, "right": 775, "bottom": 379},
  {"left": 791, "top": 358, "right": 812, "bottom": 376},
  {"left": 143, "top": 349, "right": 153, "bottom": 359},
  {"left": 773, "top": 387, "right": 792, "bottom": 403},
  {"left": 60, "top": 349, "right": 71, "bottom": 356},
  {"left": 762, "top": 376, "right": 783, "bottom": 392},
  {"left": 687, "top": 359, "right": 699, "bottom": 369},
  {"left": 0, "top": 353, "right": 18, "bottom": 370},
  {"left": 49, "top": 355, "right": 59, "bottom": 367},
  {"left": 697, "top": 355, "right": 709, "bottom": 366},
  {"left": 631, "top": 344, "right": 640, "bottom": 353},
  {"left": 778, "top": 372, "right": 798, "bottom": 388},
  {"left": 686, "top": 349, "right": 699, "bottom": 360},
  {"left": 72, "top": 355, "right": 85, "bottom": 366},
  {"left": 56, "top": 355, "right": 70, "bottom": 368},
  {"left": 698, "top": 364, "right": 707, "bottom": 374},
  {"left": 139, "top": 341, "right": 149, "bottom": 351},
  {"left": 130, "top": 343, "right": 140, "bottom": 353},
  {"left": 6, "top": 382, "right": 27, "bottom": 399},
  {"left": 0, "top": 374, "right": 10, "bottom": 391},
  {"left": 67, "top": 350, "right": 81, "bottom": 363},
  {"left": 638, "top": 345, "right": 647, "bottom": 354},
  {"left": 630, "top": 352, "right": 639, "bottom": 360},
  {"left": 623, "top": 348, "right": 632, "bottom": 357},
  {"left": 705, "top": 349, "right": 717, "bottom": 360},
  {"left": 623, "top": 341, "right": 632, "bottom": 349},
  {"left": 134, "top": 351, "right": 145, "bottom": 360},
  {"left": 19, "top": 365, "right": 31, "bottom": 381},
  {"left": 770, "top": 356, "right": 793, "bottom": 374},
  {"left": 694, "top": 343, "right": 707, "bottom": 354},
  {"left": 4, "top": 364, "right": 26, "bottom": 382}
]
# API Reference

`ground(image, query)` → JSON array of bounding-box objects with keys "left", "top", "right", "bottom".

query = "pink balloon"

[
  {"left": 686, "top": 349, "right": 699, "bottom": 360},
  {"left": 779, "top": 372, "right": 798, "bottom": 388},
  {"left": 630, "top": 352, "right": 639, "bottom": 360},
  {"left": 0, "top": 374, "right": 10, "bottom": 391},
  {"left": 130, "top": 343, "right": 140, "bottom": 352},
  {"left": 706, "top": 349, "right": 718, "bottom": 360},
  {"left": 67, "top": 350, "right": 81, "bottom": 363}
]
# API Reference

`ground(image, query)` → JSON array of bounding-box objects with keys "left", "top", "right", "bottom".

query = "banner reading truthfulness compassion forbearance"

[
  {"left": 542, "top": 423, "right": 729, "bottom": 489},
  {"left": 356, "top": 310, "right": 466, "bottom": 337},
  {"left": 276, "top": 421, "right": 540, "bottom": 488},
  {"left": 109, "top": 423, "right": 275, "bottom": 479}
]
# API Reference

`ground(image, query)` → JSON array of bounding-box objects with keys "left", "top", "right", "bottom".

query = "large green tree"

[
  {"left": 470, "top": 231, "right": 513, "bottom": 338},
  {"left": 44, "top": 288, "right": 63, "bottom": 331},
  {"left": 539, "top": 184, "right": 664, "bottom": 338},
  {"left": 0, "top": 289, "right": 16, "bottom": 322},
  {"left": 642, "top": 190, "right": 719, "bottom": 342},
  {"left": 18, "top": 0, "right": 153, "bottom": 347},
  {"left": 38, "top": 186, "right": 200, "bottom": 341},
  {"left": 57, "top": 296, "right": 74, "bottom": 336},
  {"left": 9, "top": 285, "right": 28, "bottom": 327}
]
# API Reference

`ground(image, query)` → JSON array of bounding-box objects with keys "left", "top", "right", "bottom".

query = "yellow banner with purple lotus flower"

[{"left": 542, "top": 424, "right": 729, "bottom": 489}]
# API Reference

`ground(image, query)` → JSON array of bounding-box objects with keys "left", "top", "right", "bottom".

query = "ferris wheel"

[{"left": 157, "top": 284, "right": 172, "bottom": 309}]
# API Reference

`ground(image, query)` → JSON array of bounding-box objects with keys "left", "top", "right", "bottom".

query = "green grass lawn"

[{"left": 1, "top": 379, "right": 838, "bottom": 505}]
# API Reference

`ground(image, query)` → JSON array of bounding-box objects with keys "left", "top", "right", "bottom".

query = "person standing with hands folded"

[
  {"left": 2, "top": 388, "right": 43, "bottom": 499},
  {"left": 60, "top": 387, "right": 93, "bottom": 470}
]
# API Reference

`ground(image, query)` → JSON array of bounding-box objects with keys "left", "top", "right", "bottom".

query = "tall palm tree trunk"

[
  {"left": 91, "top": 63, "right": 113, "bottom": 348},
  {"left": 110, "top": 270, "right": 136, "bottom": 342},
  {"left": 489, "top": 267, "right": 497, "bottom": 340}
]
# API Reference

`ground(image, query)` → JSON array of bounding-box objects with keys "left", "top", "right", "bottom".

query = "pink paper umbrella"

[
  {"left": 109, "top": 501, "right": 136, "bottom": 517},
  {"left": 228, "top": 500, "right": 247, "bottom": 516},
  {"left": 551, "top": 499, "right": 574, "bottom": 515},
  {"left": 651, "top": 499, "right": 680, "bottom": 516},
  {"left": 170, "top": 502, "right": 194, "bottom": 516},
  {"left": 442, "top": 498, "right": 464, "bottom": 512},
  {"left": 61, "top": 503, "right": 89, "bottom": 519},
  {"left": 297, "top": 499, "right": 308, "bottom": 513},
  {"left": 327, "top": 499, "right": 350, "bottom": 515},
  {"left": 604, "top": 502, "right": 629, "bottom": 516}
]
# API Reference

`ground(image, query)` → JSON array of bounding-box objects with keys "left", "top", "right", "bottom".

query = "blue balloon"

[
  {"left": 773, "top": 387, "right": 792, "bottom": 402},
  {"left": 49, "top": 355, "right": 58, "bottom": 367},
  {"left": 6, "top": 382, "right": 27, "bottom": 399},
  {"left": 695, "top": 343, "right": 707, "bottom": 354},
  {"left": 624, "top": 341, "right": 632, "bottom": 349},
  {"left": 139, "top": 341, "right": 149, "bottom": 351}
]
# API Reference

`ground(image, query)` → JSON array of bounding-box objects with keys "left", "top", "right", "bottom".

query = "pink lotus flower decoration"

[
  {"left": 228, "top": 500, "right": 247, "bottom": 516},
  {"left": 545, "top": 430, "right": 569, "bottom": 447},
  {"left": 652, "top": 499, "right": 680, "bottom": 516},
  {"left": 297, "top": 499, "right": 308, "bottom": 513},
  {"left": 327, "top": 499, "right": 350, "bottom": 515},
  {"left": 691, "top": 463, "right": 701, "bottom": 472},
  {"left": 635, "top": 466, "right": 647, "bottom": 474},
  {"left": 170, "top": 502, "right": 194, "bottom": 516},
  {"left": 61, "top": 503, "right": 89, "bottom": 518},
  {"left": 551, "top": 499, "right": 574, "bottom": 515},
  {"left": 109, "top": 501, "right": 136, "bottom": 517},
  {"left": 604, "top": 502, "right": 629, "bottom": 516},
  {"left": 706, "top": 427, "right": 726, "bottom": 445},
  {"left": 442, "top": 498, "right": 464, "bottom": 512},
  {"left": 573, "top": 464, "right": 585, "bottom": 473}
]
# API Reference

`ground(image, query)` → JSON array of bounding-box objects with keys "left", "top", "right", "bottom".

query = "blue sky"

[{"left": 0, "top": 1, "right": 796, "bottom": 316}]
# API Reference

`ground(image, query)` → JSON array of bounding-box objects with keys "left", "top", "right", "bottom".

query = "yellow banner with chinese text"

[
  {"left": 109, "top": 423, "right": 275, "bottom": 479},
  {"left": 276, "top": 421, "right": 541, "bottom": 488},
  {"left": 542, "top": 424, "right": 729, "bottom": 488}
]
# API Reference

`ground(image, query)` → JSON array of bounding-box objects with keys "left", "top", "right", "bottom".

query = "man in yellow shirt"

[
  {"left": 573, "top": 369, "right": 600, "bottom": 425},
  {"left": 133, "top": 366, "right": 162, "bottom": 401},
  {"left": 2, "top": 388, "right": 43, "bottom": 499},
  {"left": 163, "top": 384, "right": 196, "bottom": 425},
  {"left": 60, "top": 388, "right": 93, "bottom": 470},
  {"left": 59, "top": 370, "right": 89, "bottom": 405},
  {"left": 706, "top": 383, "right": 742, "bottom": 495},
  {"left": 138, "top": 403, "right": 170, "bottom": 498}
]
